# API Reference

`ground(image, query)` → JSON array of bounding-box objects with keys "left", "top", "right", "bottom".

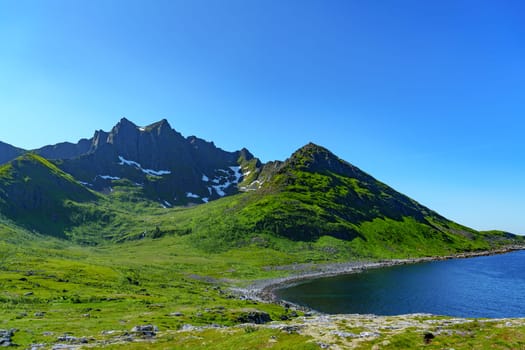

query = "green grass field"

[{"left": 1, "top": 152, "right": 523, "bottom": 348}]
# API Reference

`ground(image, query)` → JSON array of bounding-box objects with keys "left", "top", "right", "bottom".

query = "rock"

[
  {"left": 131, "top": 324, "right": 158, "bottom": 337},
  {"left": 168, "top": 312, "right": 184, "bottom": 317},
  {"left": 236, "top": 311, "right": 272, "bottom": 324},
  {"left": 423, "top": 332, "right": 435, "bottom": 344},
  {"left": 331, "top": 330, "right": 358, "bottom": 338},
  {"left": 359, "top": 331, "right": 380, "bottom": 338},
  {"left": 52, "top": 345, "right": 78, "bottom": 350},
  {"left": 181, "top": 324, "right": 195, "bottom": 331},
  {"left": 280, "top": 325, "right": 302, "bottom": 334},
  {"left": 24, "top": 291, "right": 34, "bottom": 296},
  {"left": 56, "top": 335, "right": 88, "bottom": 344},
  {"left": 0, "top": 329, "right": 16, "bottom": 347},
  {"left": 34, "top": 311, "right": 45, "bottom": 317}
]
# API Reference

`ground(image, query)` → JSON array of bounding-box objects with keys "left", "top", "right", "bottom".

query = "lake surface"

[{"left": 275, "top": 250, "right": 525, "bottom": 318}]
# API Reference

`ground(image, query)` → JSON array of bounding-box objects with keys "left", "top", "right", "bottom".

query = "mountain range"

[{"left": 0, "top": 118, "right": 519, "bottom": 254}]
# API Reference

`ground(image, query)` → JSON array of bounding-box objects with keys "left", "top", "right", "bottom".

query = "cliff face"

[{"left": 48, "top": 118, "right": 258, "bottom": 204}]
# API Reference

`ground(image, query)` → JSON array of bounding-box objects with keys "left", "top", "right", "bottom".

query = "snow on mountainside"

[{"left": 1, "top": 118, "right": 266, "bottom": 205}]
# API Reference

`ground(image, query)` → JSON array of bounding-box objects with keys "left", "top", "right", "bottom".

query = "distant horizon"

[{"left": 1, "top": 1, "right": 523, "bottom": 234}]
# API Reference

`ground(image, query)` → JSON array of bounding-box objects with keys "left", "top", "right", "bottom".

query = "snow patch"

[
  {"left": 202, "top": 197, "right": 209, "bottom": 203},
  {"left": 138, "top": 127, "right": 145, "bottom": 131},
  {"left": 118, "top": 155, "right": 171, "bottom": 176},
  {"left": 229, "top": 166, "right": 242, "bottom": 183},
  {"left": 186, "top": 192, "right": 200, "bottom": 198},
  {"left": 212, "top": 185, "right": 226, "bottom": 197},
  {"left": 142, "top": 168, "right": 171, "bottom": 176},
  {"left": 163, "top": 200, "right": 172, "bottom": 207},
  {"left": 97, "top": 175, "right": 121, "bottom": 180},
  {"left": 201, "top": 174, "right": 209, "bottom": 182},
  {"left": 206, "top": 166, "right": 245, "bottom": 197},
  {"left": 118, "top": 156, "right": 140, "bottom": 168}
]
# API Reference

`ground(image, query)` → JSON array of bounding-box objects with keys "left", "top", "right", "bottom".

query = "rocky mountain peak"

[
  {"left": 285, "top": 142, "right": 368, "bottom": 180},
  {"left": 117, "top": 117, "right": 137, "bottom": 128}
]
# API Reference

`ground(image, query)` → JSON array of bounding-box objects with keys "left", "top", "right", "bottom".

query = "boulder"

[{"left": 236, "top": 311, "right": 272, "bottom": 324}]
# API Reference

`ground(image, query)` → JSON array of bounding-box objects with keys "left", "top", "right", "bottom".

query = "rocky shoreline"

[{"left": 235, "top": 245, "right": 525, "bottom": 310}]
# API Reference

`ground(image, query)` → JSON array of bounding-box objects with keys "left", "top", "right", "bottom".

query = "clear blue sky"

[{"left": 1, "top": 0, "right": 524, "bottom": 234}]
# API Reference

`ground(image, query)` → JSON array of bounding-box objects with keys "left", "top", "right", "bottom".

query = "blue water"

[{"left": 275, "top": 250, "right": 525, "bottom": 318}]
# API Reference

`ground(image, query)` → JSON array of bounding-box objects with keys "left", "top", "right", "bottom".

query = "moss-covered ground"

[{"left": 1, "top": 222, "right": 524, "bottom": 349}]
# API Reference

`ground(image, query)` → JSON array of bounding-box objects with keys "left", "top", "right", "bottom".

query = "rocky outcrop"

[{"left": 54, "top": 118, "right": 260, "bottom": 204}]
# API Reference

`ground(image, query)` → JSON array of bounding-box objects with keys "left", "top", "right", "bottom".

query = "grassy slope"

[
  {"left": 0, "top": 154, "right": 99, "bottom": 238},
  {"left": 0, "top": 150, "right": 523, "bottom": 348},
  {"left": 1, "top": 220, "right": 524, "bottom": 349}
]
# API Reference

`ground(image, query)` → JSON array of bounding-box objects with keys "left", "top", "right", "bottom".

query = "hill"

[
  {"left": 0, "top": 153, "right": 99, "bottom": 238},
  {"left": 0, "top": 122, "right": 523, "bottom": 349},
  {"left": 155, "top": 143, "right": 518, "bottom": 257},
  {"left": 0, "top": 122, "right": 520, "bottom": 256},
  {"left": 0, "top": 141, "right": 25, "bottom": 165}
]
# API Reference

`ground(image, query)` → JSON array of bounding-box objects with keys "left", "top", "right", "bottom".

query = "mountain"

[
  {"left": 35, "top": 138, "right": 92, "bottom": 160},
  {"left": 0, "top": 141, "right": 25, "bottom": 165},
  {"left": 0, "top": 120, "right": 522, "bottom": 350},
  {"left": 48, "top": 118, "right": 261, "bottom": 204},
  {"left": 0, "top": 153, "right": 98, "bottom": 238},
  {"left": 0, "top": 119, "right": 520, "bottom": 255},
  {"left": 172, "top": 142, "right": 515, "bottom": 256}
]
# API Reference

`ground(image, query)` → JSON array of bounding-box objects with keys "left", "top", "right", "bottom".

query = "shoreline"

[{"left": 234, "top": 245, "right": 525, "bottom": 310}]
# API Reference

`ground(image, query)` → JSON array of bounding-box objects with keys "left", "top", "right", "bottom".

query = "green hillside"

[
  {"left": 0, "top": 153, "right": 99, "bottom": 238},
  {"left": 0, "top": 146, "right": 523, "bottom": 349},
  {"left": 144, "top": 143, "right": 517, "bottom": 258},
  {"left": 0, "top": 146, "right": 520, "bottom": 257}
]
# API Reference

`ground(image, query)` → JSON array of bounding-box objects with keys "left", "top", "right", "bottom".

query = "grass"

[
  {"left": 1, "top": 221, "right": 524, "bottom": 349},
  {"left": 0, "top": 147, "right": 523, "bottom": 348}
]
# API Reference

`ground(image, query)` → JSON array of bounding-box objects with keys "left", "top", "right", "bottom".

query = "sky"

[{"left": 0, "top": 0, "right": 524, "bottom": 234}]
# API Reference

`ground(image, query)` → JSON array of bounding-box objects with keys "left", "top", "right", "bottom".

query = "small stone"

[
  {"left": 29, "top": 344, "right": 46, "bottom": 350},
  {"left": 24, "top": 291, "right": 34, "bottom": 296},
  {"left": 280, "top": 325, "right": 301, "bottom": 334},
  {"left": 359, "top": 331, "right": 380, "bottom": 338},
  {"left": 168, "top": 312, "right": 183, "bottom": 317},
  {"left": 0, "top": 329, "right": 16, "bottom": 347},
  {"left": 131, "top": 324, "right": 158, "bottom": 337},
  {"left": 34, "top": 312, "right": 45, "bottom": 317}
]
